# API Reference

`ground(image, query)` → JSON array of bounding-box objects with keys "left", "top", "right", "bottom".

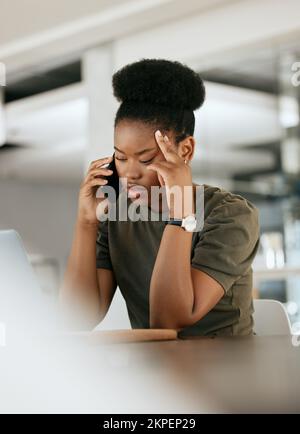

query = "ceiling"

[
  {"left": 1, "top": 1, "right": 299, "bottom": 193},
  {"left": 0, "top": 0, "right": 136, "bottom": 46},
  {"left": 201, "top": 40, "right": 300, "bottom": 94},
  {"left": 0, "top": 0, "right": 232, "bottom": 75}
]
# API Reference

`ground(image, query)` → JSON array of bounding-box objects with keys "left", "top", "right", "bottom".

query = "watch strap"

[{"left": 165, "top": 218, "right": 183, "bottom": 227}]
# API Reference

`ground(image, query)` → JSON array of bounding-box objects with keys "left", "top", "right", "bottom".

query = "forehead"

[{"left": 114, "top": 121, "right": 156, "bottom": 152}]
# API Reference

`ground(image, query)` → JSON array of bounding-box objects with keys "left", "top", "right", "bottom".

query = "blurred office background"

[{"left": 1, "top": 0, "right": 300, "bottom": 330}]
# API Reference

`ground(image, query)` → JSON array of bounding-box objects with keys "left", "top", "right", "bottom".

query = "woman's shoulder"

[{"left": 199, "top": 183, "right": 258, "bottom": 218}]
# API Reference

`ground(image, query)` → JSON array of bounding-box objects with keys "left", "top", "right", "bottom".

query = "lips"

[
  {"left": 127, "top": 184, "right": 143, "bottom": 190},
  {"left": 126, "top": 184, "right": 147, "bottom": 199}
]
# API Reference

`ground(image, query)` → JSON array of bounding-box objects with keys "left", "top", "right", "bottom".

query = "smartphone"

[{"left": 104, "top": 153, "right": 119, "bottom": 201}]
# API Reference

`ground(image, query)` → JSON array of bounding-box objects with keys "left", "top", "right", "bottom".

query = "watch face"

[{"left": 183, "top": 215, "right": 197, "bottom": 232}]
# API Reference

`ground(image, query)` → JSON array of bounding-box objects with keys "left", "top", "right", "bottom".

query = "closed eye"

[
  {"left": 140, "top": 157, "right": 154, "bottom": 164},
  {"left": 115, "top": 156, "right": 155, "bottom": 164}
]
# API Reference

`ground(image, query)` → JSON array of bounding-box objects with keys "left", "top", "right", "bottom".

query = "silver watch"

[{"left": 167, "top": 215, "right": 197, "bottom": 232}]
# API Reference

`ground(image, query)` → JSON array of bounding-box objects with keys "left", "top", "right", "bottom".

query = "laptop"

[
  {"left": 0, "top": 229, "right": 57, "bottom": 341},
  {"left": 0, "top": 230, "right": 177, "bottom": 344}
]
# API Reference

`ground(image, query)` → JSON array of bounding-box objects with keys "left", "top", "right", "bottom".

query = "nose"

[{"left": 123, "top": 159, "right": 143, "bottom": 182}]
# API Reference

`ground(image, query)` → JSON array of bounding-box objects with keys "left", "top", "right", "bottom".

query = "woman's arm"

[
  {"left": 59, "top": 155, "right": 117, "bottom": 331},
  {"left": 149, "top": 224, "right": 223, "bottom": 330},
  {"left": 147, "top": 131, "right": 223, "bottom": 330},
  {"left": 59, "top": 220, "right": 117, "bottom": 331}
]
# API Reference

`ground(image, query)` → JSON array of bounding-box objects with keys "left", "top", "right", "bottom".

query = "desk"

[
  {"left": 88, "top": 335, "right": 300, "bottom": 413},
  {"left": 1, "top": 334, "right": 300, "bottom": 413}
]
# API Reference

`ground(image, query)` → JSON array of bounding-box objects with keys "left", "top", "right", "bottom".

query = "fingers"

[
  {"left": 89, "top": 167, "right": 113, "bottom": 179},
  {"left": 85, "top": 172, "right": 110, "bottom": 185},
  {"left": 154, "top": 130, "right": 178, "bottom": 162},
  {"left": 89, "top": 178, "right": 109, "bottom": 187},
  {"left": 157, "top": 173, "right": 165, "bottom": 186},
  {"left": 147, "top": 160, "right": 173, "bottom": 170},
  {"left": 82, "top": 164, "right": 113, "bottom": 189},
  {"left": 84, "top": 156, "right": 114, "bottom": 185},
  {"left": 146, "top": 161, "right": 171, "bottom": 179},
  {"left": 82, "top": 175, "right": 109, "bottom": 188},
  {"left": 89, "top": 155, "right": 113, "bottom": 170}
]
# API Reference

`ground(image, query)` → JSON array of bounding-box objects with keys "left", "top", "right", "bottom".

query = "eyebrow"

[{"left": 114, "top": 146, "right": 156, "bottom": 156}]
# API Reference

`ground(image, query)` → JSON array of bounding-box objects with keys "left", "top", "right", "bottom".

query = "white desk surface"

[
  {"left": 1, "top": 334, "right": 300, "bottom": 413},
  {"left": 77, "top": 334, "right": 300, "bottom": 413}
]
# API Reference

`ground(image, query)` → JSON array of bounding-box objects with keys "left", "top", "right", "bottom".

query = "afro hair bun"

[{"left": 112, "top": 58, "right": 205, "bottom": 111}]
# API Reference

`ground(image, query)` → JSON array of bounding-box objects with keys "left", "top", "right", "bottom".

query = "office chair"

[{"left": 253, "top": 299, "right": 292, "bottom": 335}]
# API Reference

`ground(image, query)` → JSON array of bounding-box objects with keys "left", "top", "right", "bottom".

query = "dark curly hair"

[{"left": 112, "top": 58, "right": 205, "bottom": 144}]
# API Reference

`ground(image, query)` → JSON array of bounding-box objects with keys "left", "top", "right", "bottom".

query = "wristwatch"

[{"left": 166, "top": 215, "right": 197, "bottom": 232}]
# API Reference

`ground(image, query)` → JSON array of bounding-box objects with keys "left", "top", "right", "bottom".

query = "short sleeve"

[
  {"left": 191, "top": 194, "right": 260, "bottom": 293},
  {"left": 96, "top": 220, "right": 113, "bottom": 270}
]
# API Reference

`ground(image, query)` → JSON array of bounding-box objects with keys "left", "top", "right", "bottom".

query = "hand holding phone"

[
  {"left": 77, "top": 155, "right": 115, "bottom": 226},
  {"left": 102, "top": 153, "right": 119, "bottom": 200}
]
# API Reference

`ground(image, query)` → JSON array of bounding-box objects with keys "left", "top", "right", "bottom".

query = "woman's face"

[{"left": 114, "top": 120, "right": 172, "bottom": 206}]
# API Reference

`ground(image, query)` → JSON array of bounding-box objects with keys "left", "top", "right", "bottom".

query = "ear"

[{"left": 177, "top": 136, "right": 195, "bottom": 163}]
